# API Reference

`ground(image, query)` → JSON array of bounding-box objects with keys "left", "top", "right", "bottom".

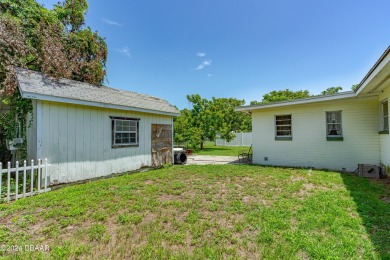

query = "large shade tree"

[
  {"left": 0, "top": 0, "right": 107, "bottom": 94},
  {"left": 174, "top": 94, "right": 251, "bottom": 149}
]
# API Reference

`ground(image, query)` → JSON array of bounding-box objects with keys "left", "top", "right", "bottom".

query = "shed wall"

[
  {"left": 251, "top": 97, "right": 380, "bottom": 171},
  {"left": 38, "top": 101, "right": 172, "bottom": 183}
]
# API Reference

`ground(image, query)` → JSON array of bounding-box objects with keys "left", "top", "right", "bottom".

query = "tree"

[
  {"left": 250, "top": 100, "right": 261, "bottom": 105},
  {"left": 0, "top": 0, "right": 107, "bottom": 95},
  {"left": 54, "top": 0, "right": 88, "bottom": 32},
  {"left": 262, "top": 89, "right": 310, "bottom": 103},
  {"left": 251, "top": 85, "right": 348, "bottom": 105},
  {"left": 321, "top": 86, "right": 342, "bottom": 95},
  {"left": 185, "top": 94, "right": 215, "bottom": 150},
  {"left": 173, "top": 108, "right": 203, "bottom": 148},
  {"left": 209, "top": 97, "right": 251, "bottom": 141},
  {"left": 174, "top": 95, "right": 252, "bottom": 149}
]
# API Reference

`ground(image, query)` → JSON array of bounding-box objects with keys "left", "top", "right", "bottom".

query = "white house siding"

[
  {"left": 251, "top": 96, "right": 380, "bottom": 171},
  {"left": 33, "top": 101, "right": 172, "bottom": 184},
  {"left": 379, "top": 85, "right": 390, "bottom": 167}
]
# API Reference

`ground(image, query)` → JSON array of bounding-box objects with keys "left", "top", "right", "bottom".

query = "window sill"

[
  {"left": 379, "top": 130, "right": 389, "bottom": 134},
  {"left": 112, "top": 144, "right": 139, "bottom": 149},
  {"left": 326, "top": 137, "right": 343, "bottom": 141},
  {"left": 275, "top": 136, "right": 292, "bottom": 141}
]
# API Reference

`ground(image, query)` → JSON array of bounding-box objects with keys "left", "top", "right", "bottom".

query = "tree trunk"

[{"left": 200, "top": 141, "right": 204, "bottom": 150}]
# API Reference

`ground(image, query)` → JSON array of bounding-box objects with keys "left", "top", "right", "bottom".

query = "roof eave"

[
  {"left": 235, "top": 92, "right": 357, "bottom": 112},
  {"left": 355, "top": 45, "right": 390, "bottom": 95},
  {"left": 21, "top": 91, "right": 180, "bottom": 117}
]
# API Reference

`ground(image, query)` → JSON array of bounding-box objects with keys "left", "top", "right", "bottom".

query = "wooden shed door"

[{"left": 151, "top": 124, "right": 173, "bottom": 167}]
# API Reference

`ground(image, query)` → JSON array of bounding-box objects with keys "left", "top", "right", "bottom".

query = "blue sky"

[{"left": 38, "top": 0, "right": 390, "bottom": 109}]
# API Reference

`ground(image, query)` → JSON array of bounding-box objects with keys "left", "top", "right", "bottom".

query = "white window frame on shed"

[
  {"left": 275, "top": 114, "right": 292, "bottom": 141},
  {"left": 380, "top": 99, "right": 389, "bottom": 134},
  {"left": 111, "top": 117, "right": 140, "bottom": 148},
  {"left": 326, "top": 111, "right": 343, "bottom": 141}
]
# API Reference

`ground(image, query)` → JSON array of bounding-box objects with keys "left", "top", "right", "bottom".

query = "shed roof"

[{"left": 16, "top": 68, "right": 180, "bottom": 116}]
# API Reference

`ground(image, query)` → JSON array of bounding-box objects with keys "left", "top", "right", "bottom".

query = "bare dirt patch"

[
  {"left": 242, "top": 196, "right": 252, "bottom": 204},
  {"left": 294, "top": 183, "right": 316, "bottom": 198},
  {"left": 290, "top": 175, "right": 306, "bottom": 182},
  {"left": 381, "top": 196, "right": 390, "bottom": 203},
  {"left": 158, "top": 194, "right": 182, "bottom": 202},
  {"left": 144, "top": 180, "right": 154, "bottom": 185},
  {"left": 296, "top": 250, "right": 310, "bottom": 259}
]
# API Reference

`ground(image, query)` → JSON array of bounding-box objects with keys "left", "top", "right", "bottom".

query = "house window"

[
  {"left": 380, "top": 100, "right": 389, "bottom": 134},
  {"left": 326, "top": 111, "right": 343, "bottom": 141},
  {"left": 275, "top": 115, "right": 292, "bottom": 140},
  {"left": 111, "top": 117, "right": 139, "bottom": 147}
]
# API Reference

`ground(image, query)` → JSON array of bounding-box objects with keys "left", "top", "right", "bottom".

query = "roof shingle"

[{"left": 16, "top": 68, "right": 180, "bottom": 116}]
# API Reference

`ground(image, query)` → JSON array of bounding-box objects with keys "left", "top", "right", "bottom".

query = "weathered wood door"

[{"left": 151, "top": 124, "right": 173, "bottom": 167}]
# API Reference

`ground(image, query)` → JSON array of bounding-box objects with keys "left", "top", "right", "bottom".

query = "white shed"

[
  {"left": 16, "top": 68, "right": 180, "bottom": 184},
  {"left": 236, "top": 46, "right": 390, "bottom": 172}
]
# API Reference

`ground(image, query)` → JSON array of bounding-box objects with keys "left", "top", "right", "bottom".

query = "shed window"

[
  {"left": 275, "top": 115, "right": 292, "bottom": 140},
  {"left": 111, "top": 117, "right": 139, "bottom": 147},
  {"left": 326, "top": 111, "right": 343, "bottom": 141},
  {"left": 382, "top": 100, "right": 389, "bottom": 132}
]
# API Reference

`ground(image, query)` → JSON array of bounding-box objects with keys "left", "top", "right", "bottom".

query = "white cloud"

[
  {"left": 197, "top": 52, "right": 206, "bottom": 57},
  {"left": 101, "top": 17, "right": 123, "bottom": 27},
  {"left": 195, "top": 60, "right": 212, "bottom": 70},
  {"left": 118, "top": 47, "right": 131, "bottom": 58},
  {"left": 203, "top": 60, "right": 212, "bottom": 66}
]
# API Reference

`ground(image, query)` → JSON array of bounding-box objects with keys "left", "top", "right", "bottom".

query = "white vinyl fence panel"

[
  {"left": 0, "top": 159, "right": 50, "bottom": 202},
  {"left": 216, "top": 132, "right": 252, "bottom": 146}
]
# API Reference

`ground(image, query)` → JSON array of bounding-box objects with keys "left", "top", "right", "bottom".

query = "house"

[
  {"left": 236, "top": 46, "right": 390, "bottom": 172},
  {"left": 15, "top": 68, "right": 180, "bottom": 184}
]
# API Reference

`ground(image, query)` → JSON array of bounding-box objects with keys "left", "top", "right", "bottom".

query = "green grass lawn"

[
  {"left": 1, "top": 165, "right": 389, "bottom": 259},
  {"left": 193, "top": 141, "right": 250, "bottom": 156}
]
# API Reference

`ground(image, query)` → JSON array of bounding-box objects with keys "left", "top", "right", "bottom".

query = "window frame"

[
  {"left": 275, "top": 114, "right": 292, "bottom": 141},
  {"left": 326, "top": 111, "right": 343, "bottom": 141},
  {"left": 110, "top": 116, "right": 140, "bottom": 148},
  {"left": 380, "top": 99, "right": 389, "bottom": 134}
]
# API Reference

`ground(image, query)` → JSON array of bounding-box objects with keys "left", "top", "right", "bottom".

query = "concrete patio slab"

[{"left": 185, "top": 155, "right": 247, "bottom": 165}]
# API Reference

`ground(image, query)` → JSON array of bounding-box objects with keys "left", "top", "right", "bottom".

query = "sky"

[{"left": 38, "top": 0, "right": 390, "bottom": 109}]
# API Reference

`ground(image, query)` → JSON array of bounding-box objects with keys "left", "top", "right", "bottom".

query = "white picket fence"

[
  {"left": 0, "top": 159, "right": 50, "bottom": 202},
  {"left": 216, "top": 132, "right": 252, "bottom": 146}
]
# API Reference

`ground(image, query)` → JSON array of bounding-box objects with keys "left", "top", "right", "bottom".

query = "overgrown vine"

[{"left": 0, "top": 92, "right": 33, "bottom": 162}]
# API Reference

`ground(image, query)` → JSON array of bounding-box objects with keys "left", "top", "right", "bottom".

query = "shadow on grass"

[{"left": 340, "top": 174, "right": 390, "bottom": 258}]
